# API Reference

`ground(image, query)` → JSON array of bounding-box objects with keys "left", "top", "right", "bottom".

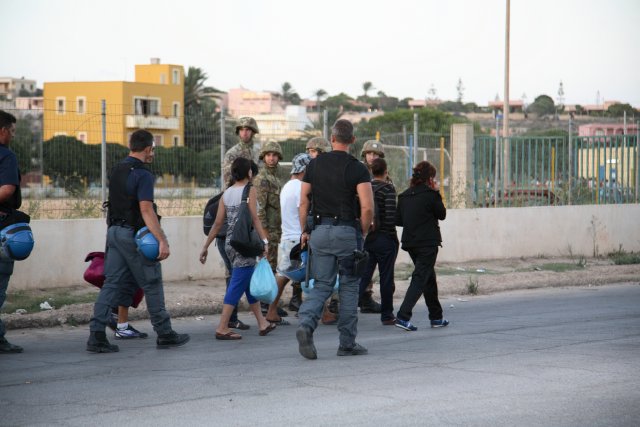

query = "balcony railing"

[{"left": 125, "top": 115, "right": 179, "bottom": 130}]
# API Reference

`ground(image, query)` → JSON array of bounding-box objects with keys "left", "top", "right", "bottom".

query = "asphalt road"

[{"left": 1, "top": 284, "right": 639, "bottom": 427}]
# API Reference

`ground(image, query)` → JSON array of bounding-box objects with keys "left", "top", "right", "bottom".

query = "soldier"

[
  {"left": 218, "top": 117, "right": 261, "bottom": 331},
  {"left": 306, "top": 136, "right": 332, "bottom": 158},
  {"left": 357, "top": 140, "right": 391, "bottom": 314},
  {"left": 253, "top": 141, "right": 289, "bottom": 323}
]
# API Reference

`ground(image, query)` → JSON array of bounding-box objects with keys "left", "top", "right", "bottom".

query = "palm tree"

[
  {"left": 314, "top": 89, "right": 327, "bottom": 112},
  {"left": 184, "top": 67, "right": 208, "bottom": 110},
  {"left": 362, "top": 81, "right": 373, "bottom": 97},
  {"left": 281, "top": 82, "right": 293, "bottom": 102}
]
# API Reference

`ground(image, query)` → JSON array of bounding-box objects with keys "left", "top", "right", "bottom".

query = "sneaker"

[
  {"left": 0, "top": 337, "right": 23, "bottom": 353},
  {"left": 86, "top": 331, "right": 119, "bottom": 353},
  {"left": 115, "top": 324, "right": 149, "bottom": 339},
  {"left": 337, "top": 343, "right": 368, "bottom": 356},
  {"left": 156, "top": 331, "right": 190, "bottom": 349},
  {"left": 228, "top": 320, "right": 250, "bottom": 330},
  {"left": 430, "top": 319, "right": 450, "bottom": 328},
  {"left": 395, "top": 318, "right": 418, "bottom": 331},
  {"left": 381, "top": 318, "right": 396, "bottom": 326},
  {"left": 296, "top": 326, "right": 317, "bottom": 360},
  {"left": 107, "top": 312, "right": 118, "bottom": 331}
]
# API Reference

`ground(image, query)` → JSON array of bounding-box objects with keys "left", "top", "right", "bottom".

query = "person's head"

[
  {"left": 410, "top": 160, "right": 436, "bottom": 188},
  {"left": 129, "top": 129, "right": 155, "bottom": 163},
  {"left": 370, "top": 158, "right": 387, "bottom": 179},
  {"left": 290, "top": 153, "right": 311, "bottom": 176},
  {"left": 0, "top": 110, "right": 17, "bottom": 146},
  {"left": 259, "top": 141, "right": 283, "bottom": 168},
  {"left": 230, "top": 157, "right": 255, "bottom": 184},
  {"left": 235, "top": 116, "right": 259, "bottom": 144},
  {"left": 305, "top": 136, "right": 331, "bottom": 158},
  {"left": 330, "top": 119, "right": 355, "bottom": 145},
  {"left": 361, "top": 140, "right": 385, "bottom": 165}
]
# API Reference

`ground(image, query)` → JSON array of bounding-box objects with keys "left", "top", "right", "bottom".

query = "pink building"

[
  {"left": 578, "top": 123, "right": 639, "bottom": 137},
  {"left": 227, "top": 88, "right": 284, "bottom": 117}
]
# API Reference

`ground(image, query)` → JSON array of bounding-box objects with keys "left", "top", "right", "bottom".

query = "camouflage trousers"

[{"left": 267, "top": 234, "right": 281, "bottom": 272}]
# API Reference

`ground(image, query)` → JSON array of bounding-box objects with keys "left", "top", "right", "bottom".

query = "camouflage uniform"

[
  {"left": 253, "top": 141, "right": 283, "bottom": 271},
  {"left": 222, "top": 117, "right": 261, "bottom": 189},
  {"left": 362, "top": 139, "right": 393, "bottom": 185}
]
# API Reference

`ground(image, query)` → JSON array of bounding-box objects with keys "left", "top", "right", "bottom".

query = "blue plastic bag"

[
  {"left": 250, "top": 258, "right": 277, "bottom": 304},
  {"left": 301, "top": 276, "right": 340, "bottom": 295}
]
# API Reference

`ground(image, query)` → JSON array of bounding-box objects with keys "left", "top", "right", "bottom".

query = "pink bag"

[{"left": 84, "top": 252, "right": 145, "bottom": 308}]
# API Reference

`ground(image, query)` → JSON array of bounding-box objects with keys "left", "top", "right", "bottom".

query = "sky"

[{"left": 3, "top": 0, "right": 640, "bottom": 107}]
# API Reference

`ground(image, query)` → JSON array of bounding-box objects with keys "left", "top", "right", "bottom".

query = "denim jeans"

[
  {"left": 359, "top": 234, "right": 398, "bottom": 321},
  {"left": 0, "top": 259, "right": 14, "bottom": 338},
  {"left": 298, "top": 224, "right": 360, "bottom": 348},
  {"left": 90, "top": 226, "right": 172, "bottom": 335},
  {"left": 397, "top": 246, "right": 443, "bottom": 322}
]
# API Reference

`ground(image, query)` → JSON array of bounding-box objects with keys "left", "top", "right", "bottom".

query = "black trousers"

[{"left": 397, "top": 246, "right": 443, "bottom": 322}]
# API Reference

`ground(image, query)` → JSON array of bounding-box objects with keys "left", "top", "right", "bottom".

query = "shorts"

[{"left": 277, "top": 238, "right": 298, "bottom": 273}]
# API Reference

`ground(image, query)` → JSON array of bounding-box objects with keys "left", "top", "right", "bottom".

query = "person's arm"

[
  {"left": 140, "top": 201, "right": 170, "bottom": 261},
  {"left": 249, "top": 186, "right": 269, "bottom": 257},
  {"left": 298, "top": 181, "right": 311, "bottom": 247},
  {"left": 428, "top": 179, "right": 446, "bottom": 220},
  {"left": 0, "top": 184, "right": 16, "bottom": 205},
  {"left": 356, "top": 182, "right": 374, "bottom": 236},
  {"left": 200, "top": 198, "right": 226, "bottom": 264},
  {"left": 255, "top": 177, "right": 268, "bottom": 227}
]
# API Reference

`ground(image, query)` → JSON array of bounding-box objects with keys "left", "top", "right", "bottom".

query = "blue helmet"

[
  {"left": 277, "top": 244, "right": 308, "bottom": 282},
  {"left": 0, "top": 223, "right": 35, "bottom": 261},
  {"left": 135, "top": 227, "right": 159, "bottom": 260}
]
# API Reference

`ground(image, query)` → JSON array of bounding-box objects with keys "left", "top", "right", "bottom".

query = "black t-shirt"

[{"left": 303, "top": 150, "right": 370, "bottom": 220}]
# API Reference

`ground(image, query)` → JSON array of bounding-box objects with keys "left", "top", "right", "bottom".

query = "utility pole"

[{"left": 502, "top": 0, "right": 511, "bottom": 190}]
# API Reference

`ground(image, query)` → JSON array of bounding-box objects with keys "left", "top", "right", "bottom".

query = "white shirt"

[{"left": 280, "top": 178, "right": 302, "bottom": 240}]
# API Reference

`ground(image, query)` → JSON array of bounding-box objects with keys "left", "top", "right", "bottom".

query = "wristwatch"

[{"left": 262, "top": 238, "right": 269, "bottom": 245}]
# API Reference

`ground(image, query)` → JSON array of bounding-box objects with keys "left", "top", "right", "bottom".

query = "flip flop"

[
  {"left": 215, "top": 331, "right": 242, "bottom": 340},
  {"left": 259, "top": 323, "right": 277, "bottom": 336},
  {"left": 266, "top": 318, "right": 290, "bottom": 326}
]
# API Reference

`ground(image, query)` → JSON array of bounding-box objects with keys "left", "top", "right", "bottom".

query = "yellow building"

[{"left": 43, "top": 59, "right": 184, "bottom": 147}]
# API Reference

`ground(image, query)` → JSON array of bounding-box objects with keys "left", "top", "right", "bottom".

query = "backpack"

[
  {"left": 370, "top": 181, "right": 391, "bottom": 233},
  {"left": 203, "top": 192, "right": 227, "bottom": 237}
]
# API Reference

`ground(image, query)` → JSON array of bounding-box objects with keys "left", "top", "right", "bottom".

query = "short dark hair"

[
  {"left": 0, "top": 110, "right": 17, "bottom": 129},
  {"left": 370, "top": 158, "right": 387, "bottom": 177},
  {"left": 230, "top": 157, "right": 256, "bottom": 184},
  {"left": 331, "top": 119, "right": 354, "bottom": 143},
  {"left": 129, "top": 129, "right": 154, "bottom": 152}
]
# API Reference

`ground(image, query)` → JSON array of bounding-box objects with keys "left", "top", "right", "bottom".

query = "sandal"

[
  {"left": 266, "top": 318, "right": 290, "bottom": 326},
  {"left": 215, "top": 331, "right": 242, "bottom": 340},
  {"left": 259, "top": 323, "right": 277, "bottom": 336}
]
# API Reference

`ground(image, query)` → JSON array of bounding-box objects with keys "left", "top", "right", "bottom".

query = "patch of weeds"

[
  {"left": 575, "top": 256, "right": 587, "bottom": 268},
  {"left": 608, "top": 245, "right": 640, "bottom": 265},
  {"left": 537, "top": 263, "right": 586, "bottom": 272},
  {"left": 466, "top": 276, "right": 479, "bottom": 295},
  {"left": 1, "top": 289, "right": 97, "bottom": 314}
]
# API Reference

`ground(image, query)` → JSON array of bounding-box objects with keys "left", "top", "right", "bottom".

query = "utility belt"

[
  {"left": 107, "top": 218, "right": 135, "bottom": 229},
  {"left": 314, "top": 215, "right": 358, "bottom": 228}
]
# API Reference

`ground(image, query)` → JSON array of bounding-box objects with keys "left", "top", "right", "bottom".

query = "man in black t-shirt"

[{"left": 296, "top": 119, "right": 374, "bottom": 359}]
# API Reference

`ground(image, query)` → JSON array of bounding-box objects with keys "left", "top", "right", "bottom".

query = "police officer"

[
  {"left": 218, "top": 117, "right": 261, "bottom": 330},
  {"left": 86, "top": 130, "right": 189, "bottom": 353},
  {"left": 0, "top": 111, "right": 23, "bottom": 354},
  {"left": 296, "top": 119, "right": 374, "bottom": 359},
  {"left": 253, "top": 141, "right": 288, "bottom": 323}
]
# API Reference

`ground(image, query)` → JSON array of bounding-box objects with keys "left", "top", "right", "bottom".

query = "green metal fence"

[{"left": 474, "top": 134, "right": 639, "bottom": 207}]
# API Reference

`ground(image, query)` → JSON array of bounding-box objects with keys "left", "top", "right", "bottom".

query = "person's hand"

[
  {"left": 158, "top": 240, "right": 170, "bottom": 261},
  {"left": 300, "top": 232, "right": 309, "bottom": 249},
  {"left": 429, "top": 178, "right": 440, "bottom": 191},
  {"left": 199, "top": 248, "right": 208, "bottom": 264},
  {"left": 262, "top": 243, "right": 269, "bottom": 258}
]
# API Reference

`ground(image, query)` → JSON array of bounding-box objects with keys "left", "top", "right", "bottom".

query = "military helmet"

[
  {"left": 361, "top": 140, "right": 385, "bottom": 158},
  {"left": 259, "top": 140, "right": 283, "bottom": 161},
  {"left": 235, "top": 116, "right": 259, "bottom": 135},
  {"left": 305, "top": 137, "right": 332, "bottom": 153}
]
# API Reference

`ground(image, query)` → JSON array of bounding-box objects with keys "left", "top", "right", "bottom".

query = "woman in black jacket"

[{"left": 394, "top": 161, "right": 448, "bottom": 331}]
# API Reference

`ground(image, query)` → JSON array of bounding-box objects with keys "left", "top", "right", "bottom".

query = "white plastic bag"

[{"left": 250, "top": 258, "right": 277, "bottom": 304}]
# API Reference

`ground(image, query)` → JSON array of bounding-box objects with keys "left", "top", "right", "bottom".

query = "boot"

[
  {"left": 359, "top": 290, "right": 382, "bottom": 313},
  {"left": 288, "top": 282, "right": 302, "bottom": 312},
  {"left": 156, "top": 331, "right": 190, "bottom": 349},
  {"left": 86, "top": 331, "right": 119, "bottom": 353},
  {"left": 321, "top": 301, "right": 337, "bottom": 325},
  {"left": 0, "top": 337, "right": 23, "bottom": 353}
]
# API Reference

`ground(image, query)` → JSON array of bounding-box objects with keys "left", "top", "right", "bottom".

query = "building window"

[
  {"left": 173, "top": 135, "right": 180, "bottom": 147},
  {"left": 77, "top": 132, "right": 87, "bottom": 143},
  {"left": 172, "top": 69, "right": 180, "bottom": 85},
  {"left": 56, "top": 97, "right": 66, "bottom": 115},
  {"left": 77, "top": 97, "right": 86, "bottom": 114},
  {"left": 134, "top": 97, "right": 160, "bottom": 115},
  {"left": 160, "top": 73, "right": 166, "bottom": 84},
  {"left": 154, "top": 134, "right": 163, "bottom": 147},
  {"left": 172, "top": 102, "right": 180, "bottom": 117}
]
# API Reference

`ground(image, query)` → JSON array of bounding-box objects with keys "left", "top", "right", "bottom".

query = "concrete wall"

[{"left": 10, "top": 204, "right": 640, "bottom": 290}]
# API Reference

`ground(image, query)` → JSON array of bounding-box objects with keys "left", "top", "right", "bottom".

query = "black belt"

[
  {"left": 108, "top": 218, "right": 134, "bottom": 228},
  {"left": 317, "top": 216, "right": 358, "bottom": 228}
]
